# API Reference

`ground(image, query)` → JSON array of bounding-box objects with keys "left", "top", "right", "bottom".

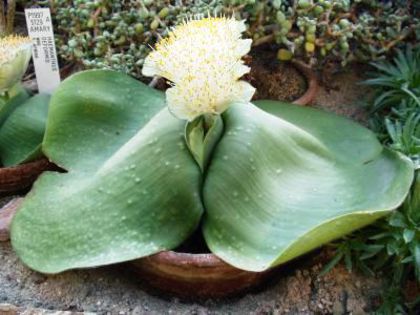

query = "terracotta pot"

[
  {"left": 131, "top": 251, "right": 273, "bottom": 298},
  {"left": 0, "top": 158, "right": 53, "bottom": 193},
  {"left": 291, "top": 60, "right": 318, "bottom": 106}
]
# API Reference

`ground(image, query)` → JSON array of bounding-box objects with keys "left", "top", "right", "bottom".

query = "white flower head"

[
  {"left": 142, "top": 15, "right": 255, "bottom": 121},
  {"left": 0, "top": 35, "right": 32, "bottom": 93}
]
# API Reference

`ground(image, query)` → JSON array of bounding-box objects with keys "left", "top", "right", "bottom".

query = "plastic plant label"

[{"left": 25, "top": 8, "right": 61, "bottom": 94}]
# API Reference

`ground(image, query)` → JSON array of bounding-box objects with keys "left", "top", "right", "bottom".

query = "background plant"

[
  {"left": 323, "top": 47, "right": 420, "bottom": 314},
  {"left": 23, "top": 0, "right": 420, "bottom": 80},
  {"left": 367, "top": 48, "right": 420, "bottom": 167},
  {"left": 0, "top": 0, "right": 16, "bottom": 36},
  {"left": 246, "top": 0, "right": 420, "bottom": 66}
]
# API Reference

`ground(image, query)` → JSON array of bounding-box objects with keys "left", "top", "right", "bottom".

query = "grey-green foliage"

[{"left": 26, "top": 0, "right": 419, "bottom": 78}]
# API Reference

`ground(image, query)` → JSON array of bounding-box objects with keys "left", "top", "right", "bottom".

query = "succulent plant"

[
  {"left": 25, "top": 0, "right": 419, "bottom": 78},
  {"left": 10, "top": 17, "right": 414, "bottom": 274},
  {"left": 237, "top": 0, "right": 419, "bottom": 67},
  {"left": 35, "top": 0, "right": 224, "bottom": 79},
  {"left": 10, "top": 67, "right": 414, "bottom": 274}
]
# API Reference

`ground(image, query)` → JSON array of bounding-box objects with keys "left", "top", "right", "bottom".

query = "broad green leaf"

[
  {"left": 11, "top": 70, "right": 203, "bottom": 273},
  {"left": 42, "top": 70, "right": 163, "bottom": 172},
  {"left": 0, "top": 84, "right": 29, "bottom": 127},
  {"left": 11, "top": 71, "right": 414, "bottom": 274},
  {"left": 0, "top": 94, "right": 50, "bottom": 166},
  {"left": 203, "top": 101, "right": 414, "bottom": 271}
]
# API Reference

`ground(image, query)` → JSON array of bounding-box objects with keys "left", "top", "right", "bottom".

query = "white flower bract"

[
  {"left": 142, "top": 16, "right": 255, "bottom": 121},
  {"left": 0, "top": 35, "right": 32, "bottom": 93}
]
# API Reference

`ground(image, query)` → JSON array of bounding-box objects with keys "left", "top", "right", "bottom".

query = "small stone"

[
  {"left": 333, "top": 300, "right": 346, "bottom": 315},
  {"left": 0, "top": 304, "right": 18, "bottom": 315},
  {"left": 0, "top": 198, "right": 23, "bottom": 242}
]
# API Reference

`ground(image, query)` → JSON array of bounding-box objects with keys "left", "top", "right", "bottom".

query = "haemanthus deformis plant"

[{"left": 11, "top": 16, "right": 414, "bottom": 273}]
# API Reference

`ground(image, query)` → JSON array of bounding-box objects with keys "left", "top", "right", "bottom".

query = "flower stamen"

[{"left": 142, "top": 16, "right": 255, "bottom": 121}]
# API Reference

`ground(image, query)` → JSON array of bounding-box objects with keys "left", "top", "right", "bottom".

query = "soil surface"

[
  {"left": 0, "top": 67, "right": 385, "bottom": 314},
  {"left": 0, "top": 240, "right": 384, "bottom": 315},
  {"left": 312, "top": 65, "right": 372, "bottom": 124},
  {"left": 248, "top": 48, "right": 307, "bottom": 102}
]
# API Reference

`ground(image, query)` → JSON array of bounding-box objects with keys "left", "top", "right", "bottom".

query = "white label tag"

[{"left": 25, "top": 8, "right": 61, "bottom": 94}]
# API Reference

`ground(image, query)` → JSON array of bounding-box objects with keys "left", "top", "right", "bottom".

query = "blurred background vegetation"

[{"left": 18, "top": 0, "right": 420, "bottom": 80}]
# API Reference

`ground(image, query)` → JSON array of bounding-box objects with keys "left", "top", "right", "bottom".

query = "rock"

[
  {"left": 0, "top": 303, "right": 19, "bottom": 315},
  {"left": 332, "top": 300, "right": 346, "bottom": 315},
  {"left": 0, "top": 198, "right": 23, "bottom": 241}
]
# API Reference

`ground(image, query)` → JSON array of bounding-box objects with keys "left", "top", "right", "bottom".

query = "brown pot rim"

[
  {"left": 141, "top": 250, "right": 229, "bottom": 268},
  {"left": 291, "top": 60, "right": 319, "bottom": 106},
  {"left": 131, "top": 250, "right": 273, "bottom": 298}
]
